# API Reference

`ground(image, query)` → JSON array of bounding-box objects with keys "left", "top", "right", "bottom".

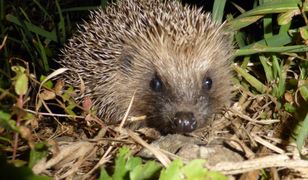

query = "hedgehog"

[{"left": 59, "top": 0, "right": 234, "bottom": 134}]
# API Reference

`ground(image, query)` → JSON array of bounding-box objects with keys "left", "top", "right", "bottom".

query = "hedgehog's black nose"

[{"left": 172, "top": 111, "right": 197, "bottom": 133}]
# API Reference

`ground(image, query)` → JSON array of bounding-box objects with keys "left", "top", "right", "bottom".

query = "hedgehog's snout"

[{"left": 172, "top": 111, "right": 197, "bottom": 133}]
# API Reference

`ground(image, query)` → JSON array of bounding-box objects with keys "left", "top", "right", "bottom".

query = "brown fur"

[{"left": 59, "top": 0, "right": 234, "bottom": 134}]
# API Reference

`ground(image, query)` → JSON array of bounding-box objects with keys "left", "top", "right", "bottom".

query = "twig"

[
  {"left": 127, "top": 129, "right": 171, "bottom": 167},
  {"left": 119, "top": 91, "right": 136, "bottom": 129},
  {"left": 252, "top": 134, "right": 285, "bottom": 154},
  {"left": 230, "top": 108, "right": 280, "bottom": 125},
  {"left": 208, "top": 154, "right": 308, "bottom": 175},
  {"left": 25, "top": 109, "right": 84, "bottom": 118},
  {"left": 84, "top": 145, "right": 114, "bottom": 178},
  {"left": 0, "top": 35, "right": 8, "bottom": 50}
]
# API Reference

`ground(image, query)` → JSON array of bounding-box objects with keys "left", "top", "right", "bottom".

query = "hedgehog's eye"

[
  {"left": 202, "top": 77, "right": 212, "bottom": 91},
  {"left": 150, "top": 74, "right": 163, "bottom": 92}
]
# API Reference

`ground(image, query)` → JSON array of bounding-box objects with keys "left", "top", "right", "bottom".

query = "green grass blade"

[
  {"left": 230, "top": 2, "right": 246, "bottom": 13},
  {"left": 55, "top": 0, "right": 65, "bottom": 43},
  {"left": 299, "top": 80, "right": 308, "bottom": 101},
  {"left": 19, "top": 28, "right": 35, "bottom": 61},
  {"left": 272, "top": 55, "right": 281, "bottom": 82},
  {"left": 32, "top": 0, "right": 50, "bottom": 17},
  {"left": 212, "top": 0, "right": 226, "bottom": 23},
  {"left": 241, "top": 56, "right": 251, "bottom": 69},
  {"left": 35, "top": 35, "right": 49, "bottom": 72},
  {"left": 228, "top": 15, "right": 263, "bottom": 30},
  {"left": 244, "top": 31, "right": 292, "bottom": 48},
  {"left": 233, "top": 65, "right": 267, "bottom": 93},
  {"left": 235, "top": 45, "right": 308, "bottom": 56},
  {"left": 229, "top": 0, "right": 304, "bottom": 30},
  {"left": 259, "top": 55, "right": 273, "bottom": 82},
  {"left": 6, "top": 14, "right": 58, "bottom": 42},
  {"left": 18, "top": 7, "right": 31, "bottom": 22},
  {"left": 278, "top": 9, "right": 298, "bottom": 25},
  {"left": 238, "top": 1, "right": 305, "bottom": 18},
  {"left": 279, "top": 22, "right": 291, "bottom": 34},
  {"left": 263, "top": 15, "right": 273, "bottom": 39},
  {"left": 261, "top": 0, "right": 274, "bottom": 39},
  {"left": 234, "top": 31, "right": 246, "bottom": 48},
  {"left": 296, "top": 113, "right": 308, "bottom": 151},
  {"left": 277, "top": 64, "right": 287, "bottom": 98}
]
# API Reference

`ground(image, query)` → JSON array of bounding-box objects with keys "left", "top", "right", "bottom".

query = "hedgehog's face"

[
  {"left": 145, "top": 71, "right": 215, "bottom": 134},
  {"left": 122, "top": 42, "right": 232, "bottom": 134},
  {"left": 143, "top": 65, "right": 231, "bottom": 134},
  {"left": 118, "top": 24, "right": 233, "bottom": 134}
]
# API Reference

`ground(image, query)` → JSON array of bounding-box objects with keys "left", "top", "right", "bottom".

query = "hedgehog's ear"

[{"left": 119, "top": 54, "right": 133, "bottom": 73}]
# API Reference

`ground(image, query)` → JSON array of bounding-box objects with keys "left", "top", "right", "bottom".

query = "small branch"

[
  {"left": 0, "top": 35, "right": 8, "bottom": 50},
  {"left": 12, "top": 94, "right": 24, "bottom": 160},
  {"left": 208, "top": 154, "right": 308, "bottom": 175},
  {"left": 25, "top": 109, "right": 84, "bottom": 119}
]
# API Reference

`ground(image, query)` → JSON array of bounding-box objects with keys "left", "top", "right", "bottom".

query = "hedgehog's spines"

[{"left": 59, "top": 0, "right": 233, "bottom": 132}]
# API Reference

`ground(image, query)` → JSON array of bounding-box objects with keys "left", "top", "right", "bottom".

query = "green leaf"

[
  {"left": 126, "top": 156, "right": 142, "bottom": 171},
  {"left": 28, "top": 142, "right": 49, "bottom": 168},
  {"left": 244, "top": 32, "right": 293, "bottom": 49},
  {"left": 205, "top": 171, "right": 228, "bottom": 180},
  {"left": 130, "top": 161, "right": 161, "bottom": 180},
  {"left": 237, "top": 1, "right": 304, "bottom": 18},
  {"left": 235, "top": 45, "right": 308, "bottom": 56},
  {"left": 99, "top": 168, "right": 112, "bottom": 180},
  {"left": 272, "top": 55, "right": 281, "bottom": 81},
  {"left": 33, "top": 35, "right": 49, "bottom": 72},
  {"left": 233, "top": 65, "right": 267, "bottom": 93},
  {"left": 11, "top": 66, "right": 28, "bottom": 96},
  {"left": 259, "top": 55, "right": 273, "bottom": 82},
  {"left": 98, "top": 147, "right": 226, "bottom": 180},
  {"left": 181, "top": 159, "right": 207, "bottom": 180},
  {"left": 228, "top": 15, "right": 263, "bottom": 30},
  {"left": 212, "top": 0, "right": 226, "bottom": 23},
  {"left": 65, "top": 102, "right": 77, "bottom": 116},
  {"left": 299, "top": 80, "right": 308, "bottom": 101},
  {"left": 15, "top": 73, "right": 28, "bottom": 96},
  {"left": 159, "top": 159, "right": 183, "bottom": 180},
  {"left": 234, "top": 31, "right": 247, "bottom": 48},
  {"left": 0, "top": 111, "right": 19, "bottom": 132},
  {"left": 277, "top": 9, "right": 299, "bottom": 25},
  {"left": 299, "top": 26, "right": 308, "bottom": 40},
  {"left": 62, "top": 85, "right": 75, "bottom": 102},
  {"left": 39, "top": 75, "right": 53, "bottom": 89},
  {"left": 112, "top": 147, "right": 130, "bottom": 180},
  {"left": 263, "top": 15, "right": 273, "bottom": 39},
  {"left": 284, "top": 102, "right": 297, "bottom": 113},
  {"left": 181, "top": 159, "right": 226, "bottom": 180},
  {"left": 229, "top": 0, "right": 304, "bottom": 30},
  {"left": 11, "top": 66, "right": 26, "bottom": 74},
  {"left": 6, "top": 14, "right": 58, "bottom": 42},
  {"left": 276, "top": 64, "right": 287, "bottom": 98},
  {"left": 32, "top": 0, "right": 50, "bottom": 17},
  {"left": 55, "top": 0, "right": 66, "bottom": 43},
  {"left": 279, "top": 22, "right": 291, "bottom": 34},
  {"left": 296, "top": 113, "right": 308, "bottom": 151}
]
